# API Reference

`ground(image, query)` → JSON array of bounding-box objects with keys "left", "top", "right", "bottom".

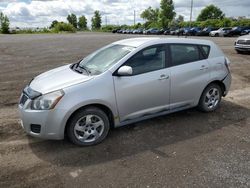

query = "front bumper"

[
  {"left": 18, "top": 96, "right": 68, "bottom": 140},
  {"left": 235, "top": 44, "right": 250, "bottom": 51}
]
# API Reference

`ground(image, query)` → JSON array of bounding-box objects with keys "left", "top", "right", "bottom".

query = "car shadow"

[{"left": 28, "top": 100, "right": 250, "bottom": 168}]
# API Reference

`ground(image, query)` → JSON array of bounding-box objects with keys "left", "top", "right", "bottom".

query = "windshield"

[{"left": 79, "top": 44, "right": 135, "bottom": 75}]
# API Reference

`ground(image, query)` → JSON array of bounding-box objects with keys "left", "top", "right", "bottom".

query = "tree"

[
  {"left": 197, "top": 5, "right": 225, "bottom": 21},
  {"left": 91, "top": 11, "right": 102, "bottom": 30},
  {"left": 141, "top": 7, "right": 160, "bottom": 28},
  {"left": 159, "top": 0, "right": 176, "bottom": 28},
  {"left": 176, "top": 15, "right": 184, "bottom": 23},
  {"left": 50, "top": 20, "right": 58, "bottom": 29},
  {"left": 53, "top": 22, "right": 76, "bottom": 33},
  {"left": 0, "top": 12, "right": 10, "bottom": 34},
  {"left": 67, "top": 13, "right": 77, "bottom": 28},
  {"left": 78, "top": 15, "right": 87, "bottom": 30}
]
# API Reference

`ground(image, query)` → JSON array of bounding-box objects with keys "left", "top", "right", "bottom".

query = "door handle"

[
  {"left": 158, "top": 74, "right": 169, "bottom": 80},
  {"left": 200, "top": 65, "right": 208, "bottom": 70}
]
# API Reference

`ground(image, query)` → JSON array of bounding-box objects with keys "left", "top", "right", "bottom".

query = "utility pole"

[
  {"left": 189, "top": 0, "right": 193, "bottom": 28},
  {"left": 134, "top": 10, "right": 136, "bottom": 26}
]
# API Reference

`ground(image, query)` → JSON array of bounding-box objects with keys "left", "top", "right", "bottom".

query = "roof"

[{"left": 113, "top": 37, "right": 214, "bottom": 48}]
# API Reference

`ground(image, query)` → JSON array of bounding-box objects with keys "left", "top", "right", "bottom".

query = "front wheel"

[
  {"left": 198, "top": 84, "right": 222, "bottom": 112},
  {"left": 67, "top": 107, "right": 110, "bottom": 146}
]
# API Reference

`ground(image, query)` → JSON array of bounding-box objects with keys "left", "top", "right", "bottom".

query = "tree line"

[
  {"left": 50, "top": 11, "right": 102, "bottom": 32},
  {"left": 1, "top": 0, "right": 250, "bottom": 34}
]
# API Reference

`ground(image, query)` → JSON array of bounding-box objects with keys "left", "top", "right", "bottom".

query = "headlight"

[{"left": 31, "top": 90, "right": 64, "bottom": 110}]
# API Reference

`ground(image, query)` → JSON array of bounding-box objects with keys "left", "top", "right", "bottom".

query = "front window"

[{"left": 79, "top": 44, "right": 135, "bottom": 75}]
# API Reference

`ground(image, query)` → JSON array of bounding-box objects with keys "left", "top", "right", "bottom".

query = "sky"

[{"left": 0, "top": 0, "right": 250, "bottom": 28}]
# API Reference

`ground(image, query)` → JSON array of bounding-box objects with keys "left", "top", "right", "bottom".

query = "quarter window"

[
  {"left": 200, "top": 45, "right": 210, "bottom": 58},
  {"left": 170, "top": 44, "right": 200, "bottom": 66},
  {"left": 124, "top": 45, "right": 166, "bottom": 75}
]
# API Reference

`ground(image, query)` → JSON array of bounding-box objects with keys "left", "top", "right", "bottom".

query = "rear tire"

[
  {"left": 198, "top": 84, "right": 222, "bottom": 112},
  {"left": 67, "top": 107, "right": 110, "bottom": 146}
]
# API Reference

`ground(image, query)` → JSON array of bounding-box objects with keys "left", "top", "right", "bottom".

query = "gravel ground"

[{"left": 0, "top": 32, "right": 250, "bottom": 188}]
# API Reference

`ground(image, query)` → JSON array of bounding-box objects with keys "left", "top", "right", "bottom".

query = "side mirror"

[{"left": 117, "top": 66, "right": 133, "bottom": 76}]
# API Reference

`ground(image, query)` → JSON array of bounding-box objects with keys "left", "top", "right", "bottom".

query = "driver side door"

[{"left": 113, "top": 44, "right": 170, "bottom": 122}]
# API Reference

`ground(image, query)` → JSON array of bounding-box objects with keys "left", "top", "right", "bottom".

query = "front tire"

[
  {"left": 67, "top": 107, "right": 110, "bottom": 146},
  {"left": 198, "top": 84, "right": 222, "bottom": 112}
]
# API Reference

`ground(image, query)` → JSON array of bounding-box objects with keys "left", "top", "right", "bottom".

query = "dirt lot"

[{"left": 0, "top": 33, "right": 250, "bottom": 188}]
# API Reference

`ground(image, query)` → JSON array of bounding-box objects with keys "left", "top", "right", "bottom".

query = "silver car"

[
  {"left": 234, "top": 34, "right": 250, "bottom": 54},
  {"left": 19, "top": 38, "right": 231, "bottom": 146}
]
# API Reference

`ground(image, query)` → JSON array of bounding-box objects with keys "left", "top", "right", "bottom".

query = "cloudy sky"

[{"left": 0, "top": 0, "right": 250, "bottom": 28}]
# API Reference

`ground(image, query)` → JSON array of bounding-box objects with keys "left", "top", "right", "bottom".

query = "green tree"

[
  {"left": 67, "top": 13, "right": 77, "bottom": 28},
  {"left": 159, "top": 0, "right": 176, "bottom": 28},
  {"left": 53, "top": 22, "right": 76, "bottom": 33},
  {"left": 141, "top": 7, "right": 160, "bottom": 28},
  {"left": 50, "top": 20, "right": 58, "bottom": 29},
  {"left": 176, "top": 15, "right": 184, "bottom": 23},
  {"left": 197, "top": 5, "right": 225, "bottom": 21},
  {"left": 78, "top": 15, "right": 87, "bottom": 30},
  {"left": 0, "top": 12, "right": 10, "bottom": 34},
  {"left": 91, "top": 11, "right": 102, "bottom": 30}
]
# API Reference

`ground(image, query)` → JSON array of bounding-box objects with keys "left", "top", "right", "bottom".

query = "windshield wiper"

[
  {"left": 71, "top": 63, "right": 91, "bottom": 75},
  {"left": 78, "top": 65, "right": 91, "bottom": 75}
]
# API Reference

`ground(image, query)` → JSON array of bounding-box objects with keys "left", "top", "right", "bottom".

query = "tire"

[
  {"left": 67, "top": 107, "right": 110, "bottom": 146},
  {"left": 198, "top": 84, "right": 222, "bottom": 112},
  {"left": 215, "top": 33, "right": 219, "bottom": 37},
  {"left": 236, "top": 50, "right": 243, "bottom": 54}
]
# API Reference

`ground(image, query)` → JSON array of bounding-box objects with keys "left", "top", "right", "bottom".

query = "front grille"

[
  {"left": 237, "top": 40, "right": 250, "bottom": 45},
  {"left": 30, "top": 124, "right": 41, "bottom": 133},
  {"left": 20, "top": 94, "right": 29, "bottom": 106}
]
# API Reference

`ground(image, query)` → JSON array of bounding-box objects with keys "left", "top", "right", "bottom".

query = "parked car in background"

[
  {"left": 163, "top": 29, "right": 171, "bottom": 35},
  {"left": 196, "top": 27, "right": 218, "bottom": 36},
  {"left": 209, "top": 28, "right": 232, "bottom": 37},
  {"left": 112, "top": 29, "right": 120, "bottom": 33},
  {"left": 133, "top": 28, "right": 143, "bottom": 34},
  {"left": 144, "top": 28, "right": 161, "bottom": 35},
  {"left": 19, "top": 37, "right": 231, "bottom": 146},
  {"left": 234, "top": 34, "right": 250, "bottom": 54},
  {"left": 224, "top": 26, "right": 250, "bottom": 37},
  {"left": 185, "top": 27, "right": 201, "bottom": 36},
  {"left": 169, "top": 28, "right": 178, "bottom": 35},
  {"left": 241, "top": 28, "right": 250, "bottom": 36}
]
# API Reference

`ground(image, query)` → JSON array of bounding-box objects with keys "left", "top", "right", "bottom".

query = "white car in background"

[
  {"left": 235, "top": 34, "right": 250, "bottom": 54},
  {"left": 209, "top": 28, "right": 232, "bottom": 37}
]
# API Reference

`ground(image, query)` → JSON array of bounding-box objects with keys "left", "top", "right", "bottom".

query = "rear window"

[{"left": 170, "top": 44, "right": 200, "bottom": 66}]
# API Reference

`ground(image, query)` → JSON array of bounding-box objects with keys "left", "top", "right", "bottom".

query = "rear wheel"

[
  {"left": 67, "top": 107, "right": 110, "bottom": 146},
  {"left": 198, "top": 84, "right": 222, "bottom": 112}
]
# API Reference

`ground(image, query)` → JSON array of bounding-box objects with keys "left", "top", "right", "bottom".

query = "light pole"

[
  {"left": 134, "top": 10, "right": 136, "bottom": 26},
  {"left": 189, "top": 0, "right": 193, "bottom": 28}
]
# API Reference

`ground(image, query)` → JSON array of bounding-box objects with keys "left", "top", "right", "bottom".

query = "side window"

[
  {"left": 125, "top": 45, "right": 166, "bottom": 75},
  {"left": 170, "top": 44, "right": 200, "bottom": 66},
  {"left": 200, "top": 45, "right": 210, "bottom": 59}
]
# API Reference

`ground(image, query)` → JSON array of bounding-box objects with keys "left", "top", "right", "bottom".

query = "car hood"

[
  {"left": 237, "top": 34, "right": 250, "bottom": 40},
  {"left": 29, "top": 64, "right": 94, "bottom": 94}
]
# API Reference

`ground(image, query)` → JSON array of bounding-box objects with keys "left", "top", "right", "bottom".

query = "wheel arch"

[
  {"left": 200, "top": 80, "right": 226, "bottom": 100},
  {"left": 64, "top": 103, "right": 115, "bottom": 136}
]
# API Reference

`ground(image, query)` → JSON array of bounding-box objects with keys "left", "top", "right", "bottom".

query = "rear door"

[{"left": 169, "top": 44, "right": 210, "bottom": 109}]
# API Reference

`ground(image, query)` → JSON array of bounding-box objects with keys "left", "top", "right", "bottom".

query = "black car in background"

[
  {"left": 241, "top": 29, "right": 250, "bottom": 35},
  {"left": 224, "top": 26, "right": 250, "bottom": 37},
  {"left": 196, "top": 27, "right": 218, "bottom": 36}
]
